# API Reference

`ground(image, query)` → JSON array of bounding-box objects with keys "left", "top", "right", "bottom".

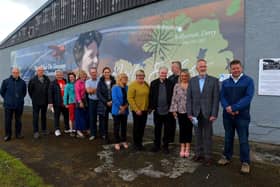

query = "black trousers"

[
  {"left": 132, "top": 111, "right": 147, "bottom": 147},
  {"left": 4, "top": 107, "right": 23, "bottom": 137},
  {"left": 53, "top": 106, "right": 69, "bottom": 130},
  {"left": 169, "top": 115, "right": 176, "bottom": 143},
  {"left": 32, "top": 104, "right": 47, "bottom": 133},
  {"left": 177, "top": 113, "right": 193, "bottom": 143},
  {"left": 99, "top": 110, "right": 109, "bottom": 138},
  {"left": 153, "top": 112, "right": 172, "bottom": 148},
  {"left": 113, "top": 114, "right": 128, "bottom": 143}
]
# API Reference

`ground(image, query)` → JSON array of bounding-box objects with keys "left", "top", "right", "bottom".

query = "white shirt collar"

[{"left": 231, "top": 73, "right": 243, "bottom": 83}]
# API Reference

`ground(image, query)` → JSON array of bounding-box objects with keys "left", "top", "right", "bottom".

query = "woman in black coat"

[{"left": 97, "top": 67, "right": 116, "bottom": 141}]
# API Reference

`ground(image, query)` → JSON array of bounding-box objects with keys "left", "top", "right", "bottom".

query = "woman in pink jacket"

[{"left": 75, "top": 70, "right": 88, "bottom": 138}]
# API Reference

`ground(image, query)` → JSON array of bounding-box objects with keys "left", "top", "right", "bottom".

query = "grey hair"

[
  {"left": 55, "top": 69, "right": 63, "bottom": 75},
  {"left": 159, "top": 66, "right": 168, "bottom": 72},
  {"left": 36, "top": 66, "right": 44, "bottom": 71},
  {"left": 11, "top": 67, "right": 20, "bottom": 73}
]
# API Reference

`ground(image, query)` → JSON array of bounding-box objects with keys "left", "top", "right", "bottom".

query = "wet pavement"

[{"left": 0, "top": 107, "right": 280, "bottom": 187}]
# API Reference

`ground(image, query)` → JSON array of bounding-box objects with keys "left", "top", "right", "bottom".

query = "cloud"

[
  {"left": 0, "top": 0, "right": 47, "bottom": 43},
  {"left": 10, "top": 0, "right": 47, "bottom": 10}
]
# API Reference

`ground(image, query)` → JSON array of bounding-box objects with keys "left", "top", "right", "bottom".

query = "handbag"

[{"left": 81, "top": 97, "right": 88, "bottom": 108}]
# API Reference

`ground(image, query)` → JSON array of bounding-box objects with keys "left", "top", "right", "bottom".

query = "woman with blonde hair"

[
  {"left": 127, "top": 69, "right": 149, "bottom": 151},
  {"left": 169, "top": 69, "right": 193, "bottom": 158},
  {"left": 75, "top": 70, "right": 88, "bottom": 138},
  {"left": 111, "top": 73, "right": 129, "bottom": 150}
]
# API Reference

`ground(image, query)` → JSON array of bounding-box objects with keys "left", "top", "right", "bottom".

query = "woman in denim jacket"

[{"left": 111, "top": 73, "right": 129, "bottom": 150}]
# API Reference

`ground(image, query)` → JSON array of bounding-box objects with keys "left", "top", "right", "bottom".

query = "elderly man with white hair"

[
  {"left": 28, "top": 66, "right": 50, "bottom": 139},
  {"left": 0, "top": 67, "right": 27, "bottom": 141},
  {"left": 48, "top": 69, "right": 70, "bottom": 137},
  {"left": 148, "top": 67, "right": 174, "bottom": 154}
]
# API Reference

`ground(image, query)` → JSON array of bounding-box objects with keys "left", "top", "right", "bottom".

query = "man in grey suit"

[{"left": 187, "top": 59, "right": 219, "bottom": 166}]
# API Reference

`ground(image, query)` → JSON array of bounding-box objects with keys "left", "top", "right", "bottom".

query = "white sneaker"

[
  {"left": 55, "top": 129, "right": 61, "bottom": 137},
  {"left": 64, "top": 129, "right": 71, "bottom": 134}
]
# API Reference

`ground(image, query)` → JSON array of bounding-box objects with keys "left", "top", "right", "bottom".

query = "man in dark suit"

[
  {"left": 0, "top": 67, "right": 27, "bottom": 141},
  {"left": 149, "top": 67, "right": 173, "bottom": 154},
  {"left": 28, "top": 66, "right": 50, "bottom": 139},
  {"left": 187, "top": 59, "right": 219, "bottom": 166},
  {"left": 168, "top": 61, "right": 182, "bottom": 143}
]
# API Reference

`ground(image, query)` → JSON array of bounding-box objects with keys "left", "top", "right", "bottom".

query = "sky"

[{"left": 0, "top": 0, "right": 48, "bottom": 43}]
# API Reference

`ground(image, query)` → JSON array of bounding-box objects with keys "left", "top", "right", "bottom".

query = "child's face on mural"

[{"left": 81, "top": 41, "right": 99, "bottom": 73}]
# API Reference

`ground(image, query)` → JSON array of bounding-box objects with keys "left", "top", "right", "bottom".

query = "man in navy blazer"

[
  {"left": 218, "top": 60, "right": 254, "bottom": 174},
  {"left": 187, "top": 59, "right": 219, "bottom": 166},
  {"left": 0, "top": 67, "right": 27, "bottom": 141}
]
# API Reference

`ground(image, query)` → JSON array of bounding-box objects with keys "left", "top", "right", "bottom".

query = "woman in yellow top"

[{"left": 127, "top": 69, "right": 149, "bottom": 151}]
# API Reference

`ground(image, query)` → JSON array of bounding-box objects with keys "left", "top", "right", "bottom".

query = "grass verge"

[{"left": 0, "top": 149, "right": 51, "bottom": 187}]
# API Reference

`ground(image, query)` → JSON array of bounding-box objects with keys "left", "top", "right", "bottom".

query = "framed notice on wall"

[{"left": 258, "top": 58, "right": 280, "bottom": 96}]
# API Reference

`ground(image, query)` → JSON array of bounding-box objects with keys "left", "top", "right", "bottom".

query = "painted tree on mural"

[{"left": 114, "top": 11, "right": 235, "bottom": 82}]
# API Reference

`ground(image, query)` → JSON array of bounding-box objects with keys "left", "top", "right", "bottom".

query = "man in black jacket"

[
  {"left": 28, "top": 66, "right": 50, "bottom": 139},
  {"left": 168, "top": 61, "right": 182, "bottom": 143},
  {"left": 0, "top": 67, "right": 27, "bottom": 141},
  {"left": 149, "top": 67, "right": 173, "bottom": 154}
]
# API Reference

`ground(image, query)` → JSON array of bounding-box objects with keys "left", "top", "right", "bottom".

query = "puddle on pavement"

[
  {"left": 254, "top": 152, "right": 280, "bottom": 164},
  {"left": 95, "top": 142, "right": 200, "bottom": 182}
]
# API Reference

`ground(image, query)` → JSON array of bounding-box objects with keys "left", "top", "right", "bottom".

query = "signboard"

[{"left": 258, "top": 58, "right": 280, "bottom": 96}]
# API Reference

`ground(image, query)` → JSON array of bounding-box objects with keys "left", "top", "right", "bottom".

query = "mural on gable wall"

[{"left": 11, "top": 0, "right": 244, "bottom": 105}]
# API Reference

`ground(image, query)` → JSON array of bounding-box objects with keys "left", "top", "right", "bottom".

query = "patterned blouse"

[{"left": 169, "top": 83, "right": 188, "bottom": 114}]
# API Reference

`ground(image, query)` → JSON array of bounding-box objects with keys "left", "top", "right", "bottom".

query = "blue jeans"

[
  {"left": 223, "top": 117, "right": 250, "bottom": 163},
  {"left": 88, "top": 99, "right": 98, "bottom": 136}
]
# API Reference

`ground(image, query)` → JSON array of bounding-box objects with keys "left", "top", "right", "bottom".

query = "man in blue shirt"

[
  {"left": 86, "top": 67, "right": 99, "bottom": 140},
  {"left": 218, "top": 60, "right": 254, "bottom": 174},
  {"left": 187, "top": 59, "right": 219, "bottom": 166}
]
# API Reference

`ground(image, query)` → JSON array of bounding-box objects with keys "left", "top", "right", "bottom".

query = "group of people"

[{"left": 0, "top": 58, "right": 254, "bottom": 174}]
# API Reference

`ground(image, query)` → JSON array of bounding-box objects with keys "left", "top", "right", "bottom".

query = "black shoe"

[
  {"left": 16, "top": 135, "right": 24, "bottom": 139},
  {"left": 162, "top": 146, "right": 170, "bottom": 154},
  {"left": 4, "top": 136, "right": 11, "bottom": 142},
  {"left": 139, "top": 144, "right": 145, "bottom": 151},
  {"left": 41, "top": 130, "right": 49, "bottom": 136},
  {"left": 102, "top": 136, "right": 110, "bottom": 144},
  {"left": 204, "top": 159, "right": 213, "bottom": 167},
  {"left": 101, "top": 135, "right": 106, "bottom": 140},
  {"left": 192, "top": 155, "right": 204, "bottom": 162},
  {"left": 133, "top": 145, "right": 141, "bottom": 152},
  {"left": 150, "top": 146, "right": 160, "bottom": 153}
]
